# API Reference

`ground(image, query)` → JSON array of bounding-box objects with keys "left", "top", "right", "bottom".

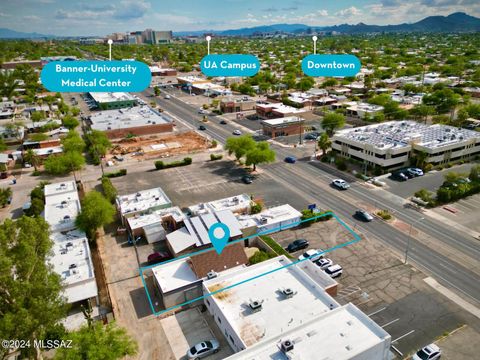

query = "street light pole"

[{"left": 405, "top": 217, "right": 424, "bottom": 264}]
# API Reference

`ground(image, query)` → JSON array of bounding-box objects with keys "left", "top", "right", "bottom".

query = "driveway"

[{"left": 160, "top": 308, "right": 233, "bottom": 360}]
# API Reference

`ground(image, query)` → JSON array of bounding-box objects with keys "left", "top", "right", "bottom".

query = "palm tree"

[
  {"left": 317, "top": 132, "right": 332, "bottom": 157},
  {"left": 23, "top": 149, "right": 41, "bottom": 171},
  {"left": 414, "top": 151, "right": 429, "bottom": 170}
]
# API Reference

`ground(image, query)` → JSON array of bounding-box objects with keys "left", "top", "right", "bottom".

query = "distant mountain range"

[
  {"left": 1, "top": 12, "right": 479, "bottom": 39},
  {"left": 0, "top": 28, "right": 54, "bottom": 39},
  {"left": 176, "top": 12, "right": 480, "bottom": 36}
]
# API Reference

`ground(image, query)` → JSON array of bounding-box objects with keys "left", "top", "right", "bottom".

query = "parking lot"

[
  {"left": 269, "top": 219, "right": 479, "bottom": 358},
  {"left": 383, "top": 163, "right": 475, "bottom": 199},
  {"left": 111, "top": 158, "right": 312, "bottom": 210}
]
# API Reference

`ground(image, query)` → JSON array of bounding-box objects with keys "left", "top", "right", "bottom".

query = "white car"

[
  {"left": 314, "top": 257, "right": 333, "bottom": 270},
  {"left": 198, "top": 109, "right": 208, "bottom": 114},
  {"left": 412, "top": 344, "right": 441, "bottom": 360},
  {"left": 331, "top": 179, "right": 350, "bottom": 190},
  {"left": 232, "top": 130, "right": 242, "bottom": 136},
  {"left": 324, "top": 264, "right": 343, "bottom": 278},
  {"left": 299, "top": 249, "right": 324, "bottom": 262},
  {"left": 187, "top": 339, "right": 220, "bottom": 359},
  {"left": 164, "top": 95, "right": 171, "bottom": 99}
]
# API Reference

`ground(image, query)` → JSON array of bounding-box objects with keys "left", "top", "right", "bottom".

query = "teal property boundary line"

[{"left": 139, "top": 211, "right": 361, "bottom": 316}]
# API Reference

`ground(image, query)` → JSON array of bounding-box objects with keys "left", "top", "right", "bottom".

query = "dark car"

[
  {"left": 198, "top": 125, "right": 207, "bottom": 130},
  {"left": 354, "top": 209, "right": 374, "bottom": 222},
  {"left": 147, "top": 251, "right": 172, "bottom": 265},
  {"left": 241, "top": 175, "right": 253, "bottom": 184},
  {"left": 284, "top": 156, "right": 296, "bottom": 164},
  {"left": 391, "top": 171, "right": 408, "bottom": 181},
  {"left": 286, "top": 239, "right": 309, "bottom": 252},
  {"left": 220, "top": 120, "right": 227, "bottom": 125}
]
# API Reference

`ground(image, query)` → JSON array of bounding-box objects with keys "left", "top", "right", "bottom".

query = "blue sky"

[{"left": 1, "top": 0, "right": 479, "bottom": 36}]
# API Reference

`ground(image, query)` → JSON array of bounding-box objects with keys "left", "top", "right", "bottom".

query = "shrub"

[
  {"left": 211, "top": 140, "right": 218, "bottom": 148},
  {"left": 335, "top": 158, "right": 347, "bottom": 171},
  {"left": 373, "top": 166, "right": 383, "bottom": 176},
  {"left": 155, "top": 157, "right": 193, "bottom": 170},
  {"left": 101, "top": 177, "right": 117, "bottom": 203},
  {"left": 104, "top": 169, "right": 127, "bottom": 178},
  {"left": 424, "top": 163, "right": 433, "bottom": 172},
  {"left": 250, "top": 201, "right": 262, "bottom": 214},
  {"left": 259, "top": 235, "right": 293, "bottom": 259},
  {"left": 414, "top": 188, "right": 433, "bottom": 203},
  {"left": 376, "top": 209, "right": 392, "bottom": 220},
  {"left": 249, "top": 250, "right": 276, "bottom": 264},
  {"left": 210, "top": 153, "right": 223, "bottom": 161}
]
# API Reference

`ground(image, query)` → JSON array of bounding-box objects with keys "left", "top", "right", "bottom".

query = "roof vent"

[
  {"left": 281, "top": 340, "right": 294, "bottom": 352},
  {"left": 249, "top": 299, "right": 263, "bottom": 313},
  {"left": 206, "top": 271, "right": 218, "bottom": 279},
  {"left": 282, "top": 288, "right": 296, "bottom": 298}
]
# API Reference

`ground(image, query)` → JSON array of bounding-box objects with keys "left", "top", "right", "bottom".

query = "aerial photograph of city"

[{"left": 1, "top": 0, "right": 480, "bottom": 359}]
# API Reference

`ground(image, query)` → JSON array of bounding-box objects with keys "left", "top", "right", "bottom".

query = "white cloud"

[
  {"left": 335, "top": 6, "right": 362, "bottom": 17},
  {"left": 23, "top": 15, "right": 40, "bottom": 21}
]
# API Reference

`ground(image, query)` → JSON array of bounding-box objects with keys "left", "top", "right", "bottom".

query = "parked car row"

[
  {"left": 390, "top": 167, "right": 424, "bottom": 181},
  {"left": 286, "top": 240, "right": 343, "bottom": 279}
]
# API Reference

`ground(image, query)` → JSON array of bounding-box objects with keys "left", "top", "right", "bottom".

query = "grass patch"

[{"left": 259, "top": 235, "right": 293, "bottom": 259}]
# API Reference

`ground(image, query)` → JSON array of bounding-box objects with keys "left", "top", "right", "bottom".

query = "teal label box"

[
  {"left": 40, "top": 60, "right": 152, "bottom": 92},
  {"left": 302, "top": 54, "right": 361, "bottom": 77},
  {"left": 200, "top": 54, "right": 260, "bottom": 77}
]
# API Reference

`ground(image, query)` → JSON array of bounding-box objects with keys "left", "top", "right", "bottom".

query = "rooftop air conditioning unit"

[
  {"left": 281, "top": 340, "right": 294, "bottom": 353},
  {"left": 249, "top": 300, "right": 263, "bottom": 312},
  {"left": 260, "top": 217, "right": 268, "bottom": 224},
  {"left": 206, "top": 271, "right": 218, "bottom": 279},
  {"left": 282, "top": 288, "right": 295, "bottom": 298}
]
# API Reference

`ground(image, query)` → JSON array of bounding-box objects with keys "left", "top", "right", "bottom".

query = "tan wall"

[{"left": 105, "top": 123, "right": 173, "bottom": 139}]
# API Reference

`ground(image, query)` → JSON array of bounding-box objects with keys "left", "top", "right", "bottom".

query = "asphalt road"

[{"left": 142, "top": 87, "right": 480, "bottom": 306}]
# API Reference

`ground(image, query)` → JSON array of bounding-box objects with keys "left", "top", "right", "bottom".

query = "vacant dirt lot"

[{"left": 108, "top": 131, "right": 212, "bottom": 161}]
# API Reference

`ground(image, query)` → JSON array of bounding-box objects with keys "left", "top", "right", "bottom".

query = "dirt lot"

[{"left": 108, "top": 131, "right": 212, "bottom": 162}]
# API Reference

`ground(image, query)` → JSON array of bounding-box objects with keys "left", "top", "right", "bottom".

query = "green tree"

[
  {"left": 30, "top": 111, "right": 46, "bottom": 122},
  {"left": 62, "top": 114, "right": 80, "bottom": 130},
  {"left": 0, "top": 216, "right": 67, "bottom": 360},
  {"left": 0, "top": 139, "right": 6, "bottom": 152},
  {"left": 322, "top": 112, "right": 345, "bottom": 136},
  {"left": 86, "top": 130, "right": 112, "bottom": 157},
  {"left": 296, "top": 77, "right": 315, "bottom": 91},
  {"left": 75, "top": 191, "right": 115, "bottom": 240},
  {"left": 70, "top": 107, "right": 80, "bottom": 116},
  {"left": 469, "top": 165, "right": 480, "bottom": 182},
  {"left": 44, "top": 151, "right": 85, "bottom": 181},
  {"left": 54, "top": 322, "right": 137, "bottom": 360},
  {"left": 0, "top": 187, "right": 12, "bottom": 207},
  {"left": 0, "top": 71, "right": 19, "bottom": 99},
  {"left": 245, "top": 141, "right": 275, "bottom": 171},
  {"left": 317, "top": 132, "right": 332, "bottom": 156},
  {"left": 62, "top": 131, "right": 85, "bottom": 153},
  {"left": 224, "top": 135, "right": 256, "bottom": 161},
  {"left": 23, "top": 148, "right": 41, "bottom": 171},
  {"left": 153, "top": 86, "right": 160, "bottom": 96}
]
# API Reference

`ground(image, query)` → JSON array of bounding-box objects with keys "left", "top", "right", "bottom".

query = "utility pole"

[{"left": 405, "top": 217, "right": 424, "bottom": 264}]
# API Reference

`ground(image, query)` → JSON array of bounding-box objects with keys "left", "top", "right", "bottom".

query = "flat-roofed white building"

[
  {"left": 116, "top": 187, "right": 172, "bottom": 223},
  {"left": 50, "top": 229, "right": 98, "bottom": 304},
  {"left": 189, "top": 194, "right": 252, "bottom": 216},
  {"left": 224, "top": 303, "right": 391, "bottom": 360},
  {"left": 88, "top": 106, "right": 174, "bottom": 139},
  {"left": 87, "top": 92, "right": 137, "bottom": 110},
  {"left": 43, "top": 181, "right": 98, "bottom": 305},
  {"left": 332, "top": 120, "right": 480, "bottom": 169},
  {"left": 44, "top": 181, "right": 81, "bottom": 233},
  {"left": 346, "top": 102, "right": 384, "bottom": 118},
  {"left": 202, "top": 255, "right": 390, "bottom": 357},
  {"left": 238, "top": 204, "right": 302, "bottom": 235}
]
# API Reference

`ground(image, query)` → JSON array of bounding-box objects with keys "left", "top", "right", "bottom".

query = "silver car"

[{"left": 187, "top": 339, "right": 220, "bottom": 359}]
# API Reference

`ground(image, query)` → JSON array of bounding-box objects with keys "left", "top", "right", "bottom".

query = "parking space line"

[
  {"left": 392, "top": 330, "right": 415, "bottom": 343},
  {"left": 368, "top": 307, "right": 387, "bottom": 317},
  {"left": 391, "top": 345, "right": 403, "bottom": 357},
  {"left": 380, "top": 318, "right": 400, "bottom": 328}
]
